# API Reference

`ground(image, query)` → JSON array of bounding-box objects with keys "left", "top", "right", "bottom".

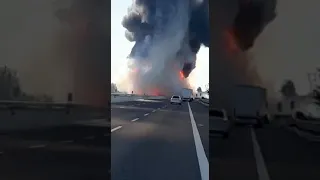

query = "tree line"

[{"left": 0, "top": 66, "right": 53, "bottom": 102}]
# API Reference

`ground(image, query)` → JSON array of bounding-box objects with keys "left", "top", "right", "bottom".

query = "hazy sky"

[
  {"left": 0, "top": 0, "right": 70, "bottom": 101},
  {"left": 111, "top": 0, "right": 209, "bottom": 91},
  {"left": 2, "top": 0, "right": 318, "bottom": 98},
  {"left": 252, "top": 0, "right": 320, "bottom": 96}
]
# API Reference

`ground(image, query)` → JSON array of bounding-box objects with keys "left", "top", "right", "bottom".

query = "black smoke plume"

[
  {"left": 121, "top": 0, "right": 277, "bottom": 95},
  {"left": 209, "top": 0, "right": 277, "bottom": 110},
  {"left": 232, "top": 0, "right": 277, "bottom": 51},
  {"left": 121, "top": 0, "right": 210, "bottom": 95}
]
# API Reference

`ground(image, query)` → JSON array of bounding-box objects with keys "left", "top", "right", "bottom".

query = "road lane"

[
  {"left": 210, "top": 118, "right": 320, "bottom": 180},
  {"left": 111, "top": 106, "right": 152, "bottom": 129},
  {"left": 0, "top": 120, "right": 110, "bottom": 180},
  {"left": 210, "top": 126, "right": 258, "bottom": 180},
  {"left": 111, "top": 100, "right": 208, "bottom": 180},
  {"left": 111, "top": 99, "right": 168, "bottom": 130},
  {"left": 255, "top": 124, "right": 320, "bottom": 180},
  {"left": 190, "top": 101, "right": 209, "bottom": 159}
]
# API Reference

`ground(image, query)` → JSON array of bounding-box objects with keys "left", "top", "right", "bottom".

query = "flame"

[
  {"left": 225, "top": 29, "right": 240, "bottom": 53},
  {"left": 179, "top": 71, "right": 185, "bottom": 79}
]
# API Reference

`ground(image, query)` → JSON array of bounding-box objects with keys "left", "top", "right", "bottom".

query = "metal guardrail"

[
  {"left": 0, "top": 93, "right": 164, "bottom": 111},
  {"left": 0, "top": 100, "right": 107, "bottom": 113}
]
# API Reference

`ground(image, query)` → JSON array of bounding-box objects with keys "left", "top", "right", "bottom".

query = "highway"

[
  {"left": 210, "top": 119, "right": 320, "bottom": 180},
  {"left": 111, "top": 99, "right": 209, "bottom": 180},
  {"left": 0, "top": 116, "right": 110, "bottom": 180}
]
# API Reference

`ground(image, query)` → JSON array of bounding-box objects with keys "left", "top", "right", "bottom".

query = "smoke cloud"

[
  {"left": 208, "top": 0, "right": 277, "bottom": 108},
  {"left": 0, "top": 0, "right": 69, "bottom": 101},
  {"left": 252, "top": 0, "right": 320, "bottom": 96},
  {"left": 120, "top": 0, "right": 277, "bottom": 96},
  {"left": 121, "top": 0, "right": 210, "bottom": 95},
  {"left": 55, "top": 0, "right": 110, "bottom": 105},
  {"left": 0, "top": 0, "right": 110, "bottom": 106}
]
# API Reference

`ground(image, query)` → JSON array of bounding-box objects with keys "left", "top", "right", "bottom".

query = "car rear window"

[
  {"left": 210, "top": 110, "right": 224, "bottom": 118},
  {"left": 172, "top": 96, "right": 180, "bottom": 98}
]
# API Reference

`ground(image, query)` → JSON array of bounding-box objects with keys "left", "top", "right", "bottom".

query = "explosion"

[
  {"left": 208, "top": 0, "right": 277, "bottom": 108},
  {"left": 121, "top": 0, "right": 210, "bottom": 95}
]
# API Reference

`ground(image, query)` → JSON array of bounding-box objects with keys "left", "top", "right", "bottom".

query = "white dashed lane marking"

[
  {"left": 111, "top": 126, "right": 122, "bottom": 132},
  {"left": 131, "top": 118, "right": 139, "bottom": 122},
  {"left": 144, "top": 113, "right": 149, "bottom": 116}
]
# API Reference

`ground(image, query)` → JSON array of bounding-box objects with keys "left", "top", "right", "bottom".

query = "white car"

[
  {"left": 291, "top": 101, "right": 320, "bottom": 131},
  {"left": 210, "top": 108, "right": 231, "bottom": 138},
  {"left": 170, "top": 95, "right": 182, "bottom": 105}
]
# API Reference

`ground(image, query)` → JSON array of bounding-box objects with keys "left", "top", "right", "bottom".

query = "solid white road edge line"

[
  {"left": 131, "top": 118, "right": 139, "bottom": 122},
  {"left": 111, "top": 126, "right": 122, "bottom": 132},
  {"left": 250, "top": 127, "right": 270, "bottom": 180},
  {"left": 187, "top": 102, "right": 209, "bottom": 180}
]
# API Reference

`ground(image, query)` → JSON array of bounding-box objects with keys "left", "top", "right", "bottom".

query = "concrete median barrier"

[
  {"left": 196, "top": 98, "right": 209, "bottom": 107},
  {"left": 111, "top": 94, "right": 167, "bottom": 103},
  {"left": 145, "top": 96, "right": 167, "bottom": 100},
  {"left": 295, "top": 119, "right": 320, "bottom": 134}
]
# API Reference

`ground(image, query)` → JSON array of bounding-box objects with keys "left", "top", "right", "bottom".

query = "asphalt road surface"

[
  {"left": 111, "top": 99, "right": 209, "bottom": 180},
  {"left": 0, "top": 119, "right": 110, "bottom": 180},
  {"left": 210, "top": 119, "right": 320, "bottom": 180}
]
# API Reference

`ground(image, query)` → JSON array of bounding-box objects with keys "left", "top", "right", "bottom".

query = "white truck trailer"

[
  {"left": 181, "top": 88, "right": 193, "bottom": 102},
  {"left": 232, "top": 85, "right": 268, "bottom": 127}
]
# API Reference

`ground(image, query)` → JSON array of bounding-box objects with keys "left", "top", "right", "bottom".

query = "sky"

[
  {"left": 251, "top": 0, "right": 320, "bottom": 96},
  {"left": 110, "top": 0, "right": 209, "bottom": 92}
]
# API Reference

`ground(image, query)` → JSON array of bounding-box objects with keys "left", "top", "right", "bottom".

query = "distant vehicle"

[
  {"left": 170, "top": 95, "right": 182, "bottom": 105},
  {"left": 210, "top": 108, "right": 231, "bottom": 138},
  {"left": 288, "top": 100, "right": 320, "bottom": 134},
  {"left": 232, "top": 85, "right": 267, "bottom": 128},
  {"left": 291, "top": 100, "right": 320, "bottom": 125},
  {"left": 181, "top": 88, "right": 193, "bottom": 102}
]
